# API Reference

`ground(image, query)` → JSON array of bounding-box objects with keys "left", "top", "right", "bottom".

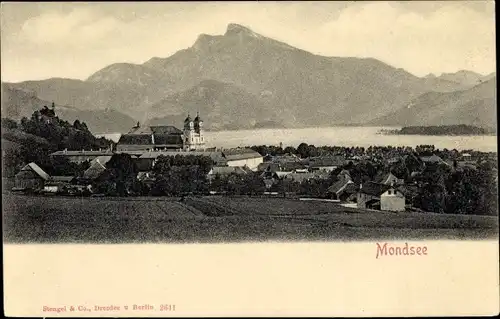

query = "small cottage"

[
  {"left": 14, "top": 162, "right": 50, "bottom": 191},
  {"left": 380, "top": 187, "right": 406, "bottom": 212},
  {"left": 357, "top": 182, "right": 391, "bottom": 210}
]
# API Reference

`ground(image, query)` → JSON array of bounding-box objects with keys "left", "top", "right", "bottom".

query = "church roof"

[
  {"left": 184, "top": 115, "right": 192, "bottom": 123},
  {"left": 194, "top": 112, "right": 202, "bottom": 122},
  {"left": 150, "top": 126, "right": 183, "bottom": 135},
  {"left": 117, "top": 134, "right": 153, "bottom": 145}
]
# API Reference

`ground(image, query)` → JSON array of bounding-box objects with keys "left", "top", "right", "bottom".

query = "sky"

[{"left": 1, "top": 1, "right": 496, "bottom": 82}]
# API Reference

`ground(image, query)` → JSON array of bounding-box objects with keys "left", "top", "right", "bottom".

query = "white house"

[
  {"left": 222, "top": 148, "right": 263, "bottom": 171},
  {"left": 380, "top": 187, "right": 406, "bottom": 212}
]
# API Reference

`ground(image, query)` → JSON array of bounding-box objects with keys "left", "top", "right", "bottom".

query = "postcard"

[{"left": 2, "top": 1, "right": 498, "bottom": 317}]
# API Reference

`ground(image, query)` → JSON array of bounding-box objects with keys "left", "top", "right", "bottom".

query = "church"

[{"left": 116, "top": 113, "right": 205, "bottom": 152}]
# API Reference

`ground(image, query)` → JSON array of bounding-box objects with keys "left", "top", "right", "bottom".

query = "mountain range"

[{"left": 2, "top": 23, "right": 496, "bottom": 133}]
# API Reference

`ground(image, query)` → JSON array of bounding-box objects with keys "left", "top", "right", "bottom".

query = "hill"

[
  {"left": 5, "top": 23, "right": 474, "bottom": 129},
  {"left": 1, "top": 84, "right": 136, "bottom": 133},
  {"left": 436, "top": 70, "right": 491, "bottom": 87},
  {"left": 371, "top": 77, "right": 497, "bottom": 129}
]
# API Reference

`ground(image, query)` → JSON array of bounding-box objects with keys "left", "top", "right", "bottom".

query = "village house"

[
  {"left": 380, "top": 187, "right": 406, "bottom": 212},
  {"left": 42, "top": 176, "right": 76, "bottom": 194},
  {"left": 206, "top": 166, "right": 252, "bottom": 182},
  {"left": 357, "top": 182, "right": 391, "bottom": 210},
  {"left": 283, "top": 170, "right": 329, "bottom": 184},
  {"left": 357, "top": 182, "right": 406, "bottom": 212},
  {"left": 222, "top": 148, "right": 264, "bottom": 171},
  {"left": 13, "top": 162, "right": 50, "bottom": 191},
  {"left": 271, "top": 153, "right": 302, "bottom": 163},
  {"left": 79, "top": 157, "right": 111, "bottom": 184},
  {"left": 307, "top": 155, "right": 346, "bottom": 172},
  {"left": 419, "top": 154, "right": 446, "bottom": 165},
  {"left": 327, "top": 170, "right": 357, "bottom": 201}
]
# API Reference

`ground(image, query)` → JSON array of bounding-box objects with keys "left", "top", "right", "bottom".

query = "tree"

[
  {"left": 1, "top": 118, "right": 18, "bottom": 129},
  {"left": 102, "top": 153, "right": 139, "bottom": 196},
  {"left": 297, "top": 143, "right": 310, "bottom": 158}
]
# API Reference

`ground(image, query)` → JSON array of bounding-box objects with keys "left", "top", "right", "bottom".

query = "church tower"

[
  {"left": 194, "top": 112, "right": 205, "bottom": 149},
  {"left": 183, "top": 112, "right": 205, "bottom": 151},
  {"left": 183, "top": 113, "right": 195, "bottom": 150}
]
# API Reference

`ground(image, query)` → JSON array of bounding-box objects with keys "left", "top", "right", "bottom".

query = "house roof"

[
  {"left": 258, "top": 162, "right": 282, "bottom": 172},
  {"left": 359, "top": 182, "right": 391, "bottom": 197},
  {"left": 275, "top": 171, "right": 292, "bottom": 178},
  {"left": 209, "top": 166, "right": 250, "bottom": 175},
  {"left": 83, "top": 161, "right": 107, "bottom": 180},
  {"left": 280, "top": 161, "right": 306, "bottom": 172},
  {"left": 272, "top": 154, "right": 301, "bottom": 163},
  {"left": 90, "top": 156, "right": 113, "bottom": 166},
  {"left": 376, "top": 172, "right": 402, "bottom": 185},
  {"left": 284, "top": 173, "right": 314, "bottom": 183},
  {"left": 20, "top": 162, "right": 50, "bottom": 180},
  {"left": 117, "top": 133, "right": 153, "bottom": 145},
  {"left": 338, "top": 169, "right": 351, "bottom": 177},
  {"left": 420, "top": 154, "right": 443, "bottom": 163},
  {"left": 327, "top": 179, "right": 354, "bottom": 194},
  {"left": 223, "top": 148, "right": 263, "bottom": 161}
]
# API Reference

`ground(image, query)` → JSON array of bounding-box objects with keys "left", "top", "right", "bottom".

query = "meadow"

[{"left": 2, "top": 194, "right": 498, "bottom": 243}]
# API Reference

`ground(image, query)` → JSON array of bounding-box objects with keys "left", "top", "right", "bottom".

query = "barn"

[{"left": 14, "top": 162, "right": 50, "bottom": 191}]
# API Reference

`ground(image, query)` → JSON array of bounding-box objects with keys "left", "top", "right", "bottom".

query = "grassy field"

[{"left": 2, "top": 194, "right": 498, "bottom": 243}]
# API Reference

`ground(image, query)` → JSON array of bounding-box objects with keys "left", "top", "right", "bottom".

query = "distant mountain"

[
  {"left": 436, "top": 70, "right": 489, "bottom": 88},
  {"left": 1, "top": 84, "right": 136, "bottom": 133},
  {"left": 371, "top": 77, "right": 497, "bottom": 130},
  {"left": 146, "top": 79, "right": 283, "bottom": 130},
  {"left": 141, "top": 23, "right": 465, "bottom": 125},
  {"left": 3, "top": 78, "right": 153, "bottom": 119},
  {"left": 4, "top": 23, "right": 494, "bottom": 129}
]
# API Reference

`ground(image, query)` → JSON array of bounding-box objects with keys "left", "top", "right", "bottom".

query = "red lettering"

[{"left": 376, "top": 242, "right": 387, "bottom": 259}]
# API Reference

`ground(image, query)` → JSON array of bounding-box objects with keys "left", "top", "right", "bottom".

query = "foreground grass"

[{"left": 2, "top": 194, "right": 498, "bottom": 243}]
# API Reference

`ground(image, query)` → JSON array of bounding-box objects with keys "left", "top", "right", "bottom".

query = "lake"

[{"left": 96, "top": 126, "right": 498, "bottom": 152}]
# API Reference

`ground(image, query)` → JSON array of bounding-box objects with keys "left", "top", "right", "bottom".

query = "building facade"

[
  {"left": 380, "top": 188, "right": 406, "bottom": 212},
  {"left": 183, "top": 113, "right": 205, "bottom": 151},
  {"left": 115, "top": 114, "right": 205, "bottom": 152}
]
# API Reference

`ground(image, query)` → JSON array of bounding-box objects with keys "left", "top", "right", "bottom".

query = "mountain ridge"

[{"left": 3, "top": 23, "right": 496, "bottom": 132}]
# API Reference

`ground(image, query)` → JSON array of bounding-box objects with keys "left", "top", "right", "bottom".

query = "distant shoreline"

[
  {"left": 380, "top": 125, "right": 496, "bottom": 136},
  {"left": 94, "top": 124, "right": 398, "bottom": 135}
]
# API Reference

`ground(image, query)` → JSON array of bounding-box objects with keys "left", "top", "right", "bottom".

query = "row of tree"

[{"left": 2, "top": 109, "right": 112, "bottom": 177}]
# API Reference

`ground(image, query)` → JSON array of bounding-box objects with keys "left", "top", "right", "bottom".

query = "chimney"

[{"left": 64, "top": 148, "right": 67, "bottom": 154}]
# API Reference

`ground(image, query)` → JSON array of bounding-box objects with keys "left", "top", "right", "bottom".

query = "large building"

[{"left": 116, "top": 113, "right": 205, "bottom": 152}]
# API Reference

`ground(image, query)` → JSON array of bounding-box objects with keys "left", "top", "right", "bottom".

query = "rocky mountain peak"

[{"left": 225, "top": 23, "right": 262, "bottom": 38}]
